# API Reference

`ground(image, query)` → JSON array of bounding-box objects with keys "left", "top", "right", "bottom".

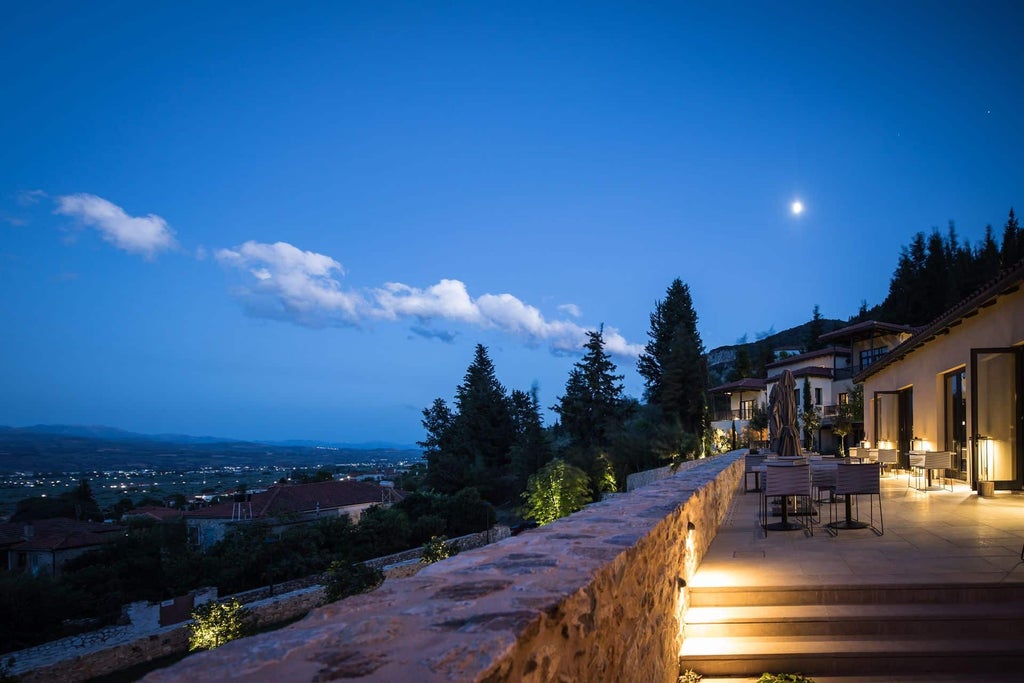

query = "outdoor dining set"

[
  {"left": 746, "top": 368, "right": 960, "bottom": 537},
  {"left": 744, "top": 452, "right": 884, "bottom": 537}
]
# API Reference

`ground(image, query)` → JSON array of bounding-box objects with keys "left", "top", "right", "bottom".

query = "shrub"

[
  {"left": 188, "top": 599, "right": 252, "bottom": 651},
  {"left": 322, "top": 561, "right": 384, "bottom": 603},
  {"left": 420, "top": 536, "right": 457, "bottom": 564}
]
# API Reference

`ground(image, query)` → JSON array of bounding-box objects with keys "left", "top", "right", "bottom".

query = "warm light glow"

[{"left": 790, "top": 200, "right": 804, "bottom": 215}]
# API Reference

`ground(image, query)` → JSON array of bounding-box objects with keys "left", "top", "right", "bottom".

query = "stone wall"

[
  {"left": 625, "top": 455, "right": 724, "bottom": 492},
  {"left": 11, "top": 585, "right": 326, "bottom": 683},
  {"left": 142, "top": 452, "right": 745, "bottom": 683}
]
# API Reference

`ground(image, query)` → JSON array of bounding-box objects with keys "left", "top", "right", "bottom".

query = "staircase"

[{"left": 680, "top": 582, "right": 1024, "bottom": 680}]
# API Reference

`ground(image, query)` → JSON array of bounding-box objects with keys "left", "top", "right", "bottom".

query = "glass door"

[
  {"left": 944, "top": 369, "right": 968, "bottom": 480},
  {"left": 897, "top": 387, "right": 914, "bottom": 470},
  {"left": 971, "top": 349, "right": 1023, "bottom": 490}
]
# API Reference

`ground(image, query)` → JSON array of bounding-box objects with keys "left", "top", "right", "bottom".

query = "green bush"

[
  {"left": 188, "top": 599, "right": 253, "bottom": 651},
  {"left": 420, "top": 536, "right": 457, "bottom": 564},
  {"left": 322, "top": 561, "right": 384, "bottom": 603},
  {"left": 757, "top": 674, "right": 816, "bottom": 683}
]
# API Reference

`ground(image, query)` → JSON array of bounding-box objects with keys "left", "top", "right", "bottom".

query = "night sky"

[{"left": 3, "top": 1, "right": 1022, "bottom": 444}]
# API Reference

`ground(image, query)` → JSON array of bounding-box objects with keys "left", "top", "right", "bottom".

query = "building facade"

[{"left": 858, "top": 260, "right": 1024, "bottom": 490}]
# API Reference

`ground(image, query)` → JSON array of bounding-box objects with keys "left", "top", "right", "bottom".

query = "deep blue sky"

[{"left": 2, "top": 1, "right": 1022, "bottom": 444}]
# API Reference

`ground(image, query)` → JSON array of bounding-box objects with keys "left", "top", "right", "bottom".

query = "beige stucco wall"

[{"left": 863, "top": 286, "right": 1024, "bottom": 473}]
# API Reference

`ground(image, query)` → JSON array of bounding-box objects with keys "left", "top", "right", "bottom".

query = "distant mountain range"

[{"left": 0, "top": 425, "right": 422, "bottom": 473}]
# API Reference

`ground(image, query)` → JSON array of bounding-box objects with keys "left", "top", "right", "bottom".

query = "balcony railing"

[{"left": 712, "top": 409, "right": 756, "bottom": 422}]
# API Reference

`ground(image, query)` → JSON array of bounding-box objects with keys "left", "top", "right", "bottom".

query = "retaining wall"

[{"left": 143, "top": 452, "right": 745, "bottom": 683}]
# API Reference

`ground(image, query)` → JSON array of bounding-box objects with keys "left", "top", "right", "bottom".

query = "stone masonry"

[{"left": 143, "top": 452, "right": 744, "bottom": 683}]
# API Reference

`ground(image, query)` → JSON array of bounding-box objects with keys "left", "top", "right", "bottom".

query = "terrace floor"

[
  {"left": 692, "top": 471, "right": 1024, "bottom": 590},
  {"left": 687, "top": 470, "right": 1024, "bottom": 683}
]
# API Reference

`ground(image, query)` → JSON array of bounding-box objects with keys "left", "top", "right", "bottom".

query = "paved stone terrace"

[{"left": 691, "top": 471, "right": 1024, "bottom": 590}]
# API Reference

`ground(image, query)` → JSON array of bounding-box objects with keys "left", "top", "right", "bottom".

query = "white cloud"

[
  {"left": 215, "top": 241, "right": 365, "bottom": 326},
  {"left": 54, "top": 193, "right": 177, "bottom": 258},
  {"left": 558, "top": 303, "right": 582, "bottom": 318},
  {"left": 195, "top": 245, "right": 208, "bottom": 261},
  {"left": 216, "top": 240, "right": 645, "bottom": 357}
]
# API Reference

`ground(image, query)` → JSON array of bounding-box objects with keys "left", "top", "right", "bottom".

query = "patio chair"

[
  {"left": 744, "top": 453, "right": 766, "bottom": 492},
  {"left": 830, "top": 462, "right": 883, "bottom": 535},
  {"left": 876, "top": 448, "right": 898, "bottom": 476},
  {"left": 761, "top": 463, "right": 814, "bottom": 535},
  {"left": 811, "top": 461, "right": 837, "bottom": 505}
]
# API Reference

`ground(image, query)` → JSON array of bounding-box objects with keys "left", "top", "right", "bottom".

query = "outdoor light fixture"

[
  {"left": 687, "top": 521, "right": 696, "bottom": 533},
  {"left": 978, "top": 436, "right": 994, "bottom": 482}
]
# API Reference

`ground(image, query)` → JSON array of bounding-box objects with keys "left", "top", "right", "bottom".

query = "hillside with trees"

[{"left": 865, "top": 208, "right": 1023, "bottom": 326}]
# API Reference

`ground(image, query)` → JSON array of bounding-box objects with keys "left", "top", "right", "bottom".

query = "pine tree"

[
  {"left": 554, "top": 328, "right": 626, "bottom": 451},
  {"left": 1001, "top": 208, "right": 1022, "bottom": 268},
  {"left": 728, "top": 345, "right": 754, "bottom": 382},
  {"left": 451, "top": 344, "right": 515, "bottom": 472},
  {"left": 420, "top": 344, "right": 516, "bottom": 498},
  {"left": 804, "top": 305, "right": 824, "bottom": 352},
  {"left": 509, "top": 386, "right": 552, "bottom": 488},
  {"left": 637, "top": 279, "right": 708, "bottom": 435},
  {"left": 420, "top": 398, "right": 465, "bottom": 494}
]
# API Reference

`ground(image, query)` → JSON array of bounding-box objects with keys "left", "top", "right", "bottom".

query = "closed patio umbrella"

[
  {"left": 775, "top": 369, "right": 803, "bottom": 458},
  {"left": 767, "top": 383, "right": 782, "bottom": 451}
]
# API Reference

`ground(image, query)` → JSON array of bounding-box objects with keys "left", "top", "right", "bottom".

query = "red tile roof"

[
  {"left": 766, "top": 346, "right": 850, "bottom": 370},
  {"left": 184, "top": 480, "right": 401, "bottom": 520},
  {"left": 1, "top": 518, "right": 124, "bottom": 551}
]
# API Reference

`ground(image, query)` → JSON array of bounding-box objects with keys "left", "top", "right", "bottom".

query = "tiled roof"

[
  {"left": 856, "top": 258, "right": 1024, "bottom": 382},
  {"left": 765, "top": 346, "right": 850, "bottom": 369},
  {"left": 125, "top": 506, "right": 185, "bottom": 521},
  {"left": 818, "top": 320, "right": 919, "bottom": 344},
  {"left": 184, "top": 480, "right": 401, "bottom": 520},
  {"left": 709, "top": 378, "right": 766, "bottom": 394},
  {"left": 1, "top": 518, "right": 124, "bottom": 551}
]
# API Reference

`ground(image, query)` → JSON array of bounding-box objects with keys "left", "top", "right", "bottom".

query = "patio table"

[{"left": 909, "top": 451, "right": 955, "bottom": 491}]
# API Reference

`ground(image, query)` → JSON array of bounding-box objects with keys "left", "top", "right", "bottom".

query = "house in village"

[
  {"left": 710, "top": 322, "right": 917, "bottom": 453},
  {"left": 182, "top": 479, "right": 404, "bottom": 550},
  {"left": 857, "top": 258, "right": 1024, "bottom": 491},
  {"left": 0, "top": 518, "right": 124, "bottom": 577}
]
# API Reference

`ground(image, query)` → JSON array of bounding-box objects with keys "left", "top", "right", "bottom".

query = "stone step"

[
  {"left": 688, "top": 582, "right": 1024, "bottom": 608},
  {"left": 699, "top": 678, "right": 1024, "bottom": 683},
  {"left": 685, "top": 602, "right": 1024, "bottom": 638},
  {"left": 680, "top": 636, "right": 1024, "bottom": 678}
]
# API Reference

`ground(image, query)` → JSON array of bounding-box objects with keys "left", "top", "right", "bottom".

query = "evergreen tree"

[
  {"left": 452, "top": 344, "right": 515, "bottom": 473},
  {"left": 727, "top": 345, "right": 754, "bottom": 382},
  {"left": 420, "top": 344, "right": 516, "bottom": 500},
  {"left": 420, "top": 398, "right": 465, "bottom": 494},
  {"left": 637, "top": 279, "right": 708, "bottom": 435},
  {"left": 554, "top": 327, "right": 626, "bottom": 451},
  {"left": 508, "top": 386, "right": 552, "bottom": 489},
  {"left": 1001, "top": 208, "right": 1022, "bottom": 268},
  {"left": 804, "top": 305, "right": 825, "bottom": 351}
]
